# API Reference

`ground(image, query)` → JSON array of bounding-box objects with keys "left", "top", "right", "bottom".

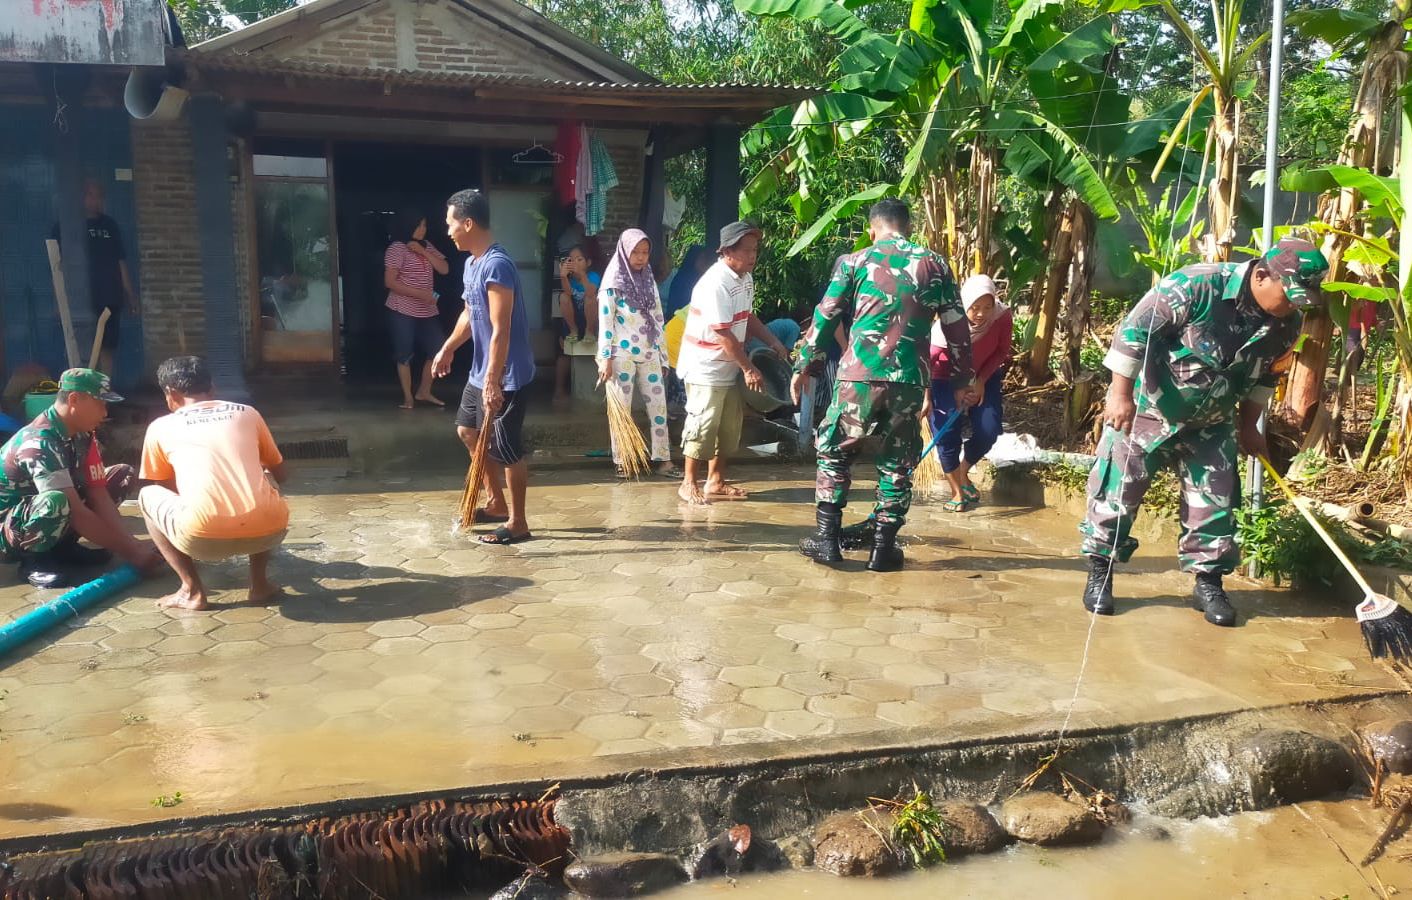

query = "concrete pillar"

[
  {"left": 704, "top": 123, "right": 742, "bottom": 250},
  {"left": 187, "top": 94, "right": 249, "bottom": 400},
  {"left": 54, "top": 122, "right": 93, "bottom": 356}
]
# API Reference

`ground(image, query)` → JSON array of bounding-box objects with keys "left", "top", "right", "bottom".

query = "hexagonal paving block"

[
  {"left": 738, "top": 686, "right": 807, "bottom": 713},
  {"left": 578, "top": 713, "right": 651, "bottom": 742},
  {"left": 366, "top": 619, "right": 426, "bottom": 639},
  {"left": 881, "top": 663, "right": 947, "bottom": 688},
  {"left": 764, "top": 709, "right": 832, "bottom": 738},
  {"left": 612, "top": 673, "right": 674, "bottom": 698},
  {"left": 719, "top": 665, "right": 781, "bottom": 689},
  {"left": 876, "top": 699, "right": 939, "bottom": 728}
]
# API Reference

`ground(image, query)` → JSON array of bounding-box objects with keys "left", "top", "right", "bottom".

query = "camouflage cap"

[
  {"left": 59, "top": 368, "right": 123, "bottom": 403},
  {"left": 1262, "top": 238, "right": 1329, "bottom": 308}
]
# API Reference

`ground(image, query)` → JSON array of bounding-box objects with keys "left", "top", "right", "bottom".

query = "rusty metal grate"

[
  {"left": 0, "top": 798, "right": 569, "bottom": 899},
  {"left": 278, "top": 438, "right": 350, "bottom": 461}
]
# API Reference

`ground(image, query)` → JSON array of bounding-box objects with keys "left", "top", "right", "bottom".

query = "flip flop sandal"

[
  {"left": 472, "top": 508, "right": 509, "bottom": 525},
  {"left": 479, "top": 526, "right": 533, "bottom": 545},
  {"left": 942, "top": 498, "right": 973, "bottom": 513},
  {"left": 615, "top": 465, "right": 630, "bottom": 479},
  {"left": 961, "top": 485, "right": 982, "bottom": 506},
  {"left": 653, "top": 462, "right": 683, "bottom": 479}
]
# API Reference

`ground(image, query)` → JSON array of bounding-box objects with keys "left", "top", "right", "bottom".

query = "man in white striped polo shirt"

[{"left": 674, "top": 221, "right": 789, "bottom": 504}]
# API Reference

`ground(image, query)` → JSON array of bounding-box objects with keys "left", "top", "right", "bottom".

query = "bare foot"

[
  {"left": 398, "top": 400, "right": 415, "bottom": 410},
  {"left": 678, "top": 482, "right": 709, "bottom": 505},
  {"left": 157, "top": 588, "right": 209, "bottom": 611},
  {"left": 704, "top": 481, "right": 748, "bottom": 500},
  {"left": 247, "top": 581, "right": 284, "bottom": 605},
  {"left": 414, "top": 393, "right": 445, "bottom": 407}
]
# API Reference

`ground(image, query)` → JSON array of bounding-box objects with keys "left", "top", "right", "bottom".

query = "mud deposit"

[{"left": 656, "top": 800, "right": 1412, "bottom": 898}]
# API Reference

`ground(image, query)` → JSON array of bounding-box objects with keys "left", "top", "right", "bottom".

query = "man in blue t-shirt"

[{"left": 433, "top": 189, "right": 536, "bottom": 545}]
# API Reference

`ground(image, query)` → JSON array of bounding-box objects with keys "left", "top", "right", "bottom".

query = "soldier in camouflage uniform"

[
  {"left": 791, "top": 199, "right": 975, "bottom": 571},
  {"left": 0, "top": 368, "right": 156, "bottom": 588},
  {"left": 1080, "top": 238, "right": 1329, "bottom": 626}
]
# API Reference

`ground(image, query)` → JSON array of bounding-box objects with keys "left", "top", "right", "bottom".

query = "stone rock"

[
  {"left": 1238, "top": 730, "right": 1356, "bottom": 807},
  {"left": 777, "top": 834, "right": 815, "bottom": 869},
  {"left": 562, "top": 853, "right": 688, "bottom": 897},
  {"left": 1000, "top": 792, "right": 1105, "bottom": 846},
  {"left": 1363, "top": 720, "right": 1412, "bottom": 775},
  {"left": 812, "top": 810, "right": 900, "bottom": 877},
  {"left": 933, "top": 801, "right": 1009, "bottom": 856},
  {"left": 490, "top": 874, "right": 570, "bottom": 900},
  {"left": 688, "top": 825, "right": 789, "bottom": 879}
]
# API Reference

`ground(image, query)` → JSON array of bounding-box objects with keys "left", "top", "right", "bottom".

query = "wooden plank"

[
  {"left": 89, "top": 307, "right": 110, "bottom": 368},
  {"left": 44, "top": 239, "right": 81, "bottom": 367}
]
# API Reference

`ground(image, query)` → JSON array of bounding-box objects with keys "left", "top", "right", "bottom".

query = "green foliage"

[
  {"left": 1117, "top": 169, "right": 1203, "bottom": 286},
  {"left": 168, "top": 0, "right": 300, "bottom": 43},
  {"left": 1012, "top": 311, "right": 1041, "bottom": 355},
  {"left": 1236, "top": 499, "right": 1412, "bottom": 588},
  {"left": 889, "top": 791, "right": 948, "bottom": 869},
  {"left": 1090, "top": 292, "right": 1131, "bottom": 324}
]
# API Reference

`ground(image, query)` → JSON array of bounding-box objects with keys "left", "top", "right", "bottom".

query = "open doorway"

[{"left": 332, "top": 141, "right": 482, "bottom": 382}]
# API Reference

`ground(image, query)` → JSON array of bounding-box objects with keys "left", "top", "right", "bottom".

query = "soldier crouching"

[
  {"left": 1080, "top": 238, "right": 1329, "bottom": 626},
  {"left": 0, "top": 369, "right": 159, "bottom": 588}
]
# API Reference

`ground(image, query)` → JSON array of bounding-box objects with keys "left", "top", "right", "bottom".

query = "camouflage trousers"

[
  {"left": 1079, "top": 415, "right": 1239, "bottom": 574},
  {"left": 815, "top": 380, "right": 925, "bottom": 527},
  {"left": 0, "top": 464, "right": 137, "bottom": 557}
]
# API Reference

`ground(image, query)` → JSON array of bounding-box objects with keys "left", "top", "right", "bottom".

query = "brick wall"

[
  {"left": 279, "top": 9, "right": 399, "bottom": 69},
  {"left": 131, "top": 119, "right": 206, "bottom": 369},
  {"left": 600, "top": 139, "right": 645, "bottom": 243},
  {"left": 257, "top": 1, "right": 597, "bottom": 80}
]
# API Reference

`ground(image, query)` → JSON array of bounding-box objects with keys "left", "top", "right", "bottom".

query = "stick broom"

[
  {"left": 455, "top": 423, "right": 494, "bottom": 532},
  {"left": 1260, "top": 455, "right": 1412, "bottom": 662}
]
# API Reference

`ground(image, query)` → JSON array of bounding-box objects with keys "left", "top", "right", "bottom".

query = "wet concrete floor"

[
  {"left": 0, "top": 464, "right": 1398, "bottom": 839},
  {"left": 657, "top": 799, "right": 1412, "bottom": 898}
]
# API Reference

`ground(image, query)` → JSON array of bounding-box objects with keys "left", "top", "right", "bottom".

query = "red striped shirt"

[{"left": 385, "top": 241, "right": 444, "bottom": 318}]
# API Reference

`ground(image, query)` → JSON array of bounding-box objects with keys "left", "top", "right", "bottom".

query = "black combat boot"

[
  {"left": 1192, "top": 572, "right": 1236, "bottom": 627},
  {"left": 798, "top": 502, "right": 843, "bottom": 564},
  {"left": 1082, "top": 555, "right": 1115, "bottom": 615},
  {"left": 52, "top": 532, "right": 112, "bottom": 567},
  {"left": 18, "top": 551, "right": 73, "bottom": 589},
  {"left": 838, "top": 515, "right": 877, "bottom": 551},
  {"left": 866, "top": 520, "right": 904, "bottom": 572}
]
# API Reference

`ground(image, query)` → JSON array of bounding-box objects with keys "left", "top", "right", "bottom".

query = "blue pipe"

[{"left": 0, "top": 564, "right": 142, "bottom": 661}]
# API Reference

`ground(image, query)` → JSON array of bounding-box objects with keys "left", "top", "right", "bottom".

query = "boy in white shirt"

[{"left": 674, "top": 222, "right": 789, "bottom": 504}]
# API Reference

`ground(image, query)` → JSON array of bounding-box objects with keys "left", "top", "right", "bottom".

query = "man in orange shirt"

[{"left": 139, "top": 356, "right": 289, "bottom": 610}]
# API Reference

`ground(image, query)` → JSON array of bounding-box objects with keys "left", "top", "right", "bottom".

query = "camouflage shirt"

[
  {"left": 0, "top": 407, "right": 95, "bottom": 513},
  {"left": 1105, "top": 261, "right": 1302, "bottom": 430},
  {"left": 795, "top": 236, "right": 973, "bottom": 387}
]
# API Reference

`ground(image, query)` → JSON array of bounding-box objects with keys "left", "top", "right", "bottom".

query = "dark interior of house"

[{"left": 332, "top": 141, "right": 482, "bottom": 380}]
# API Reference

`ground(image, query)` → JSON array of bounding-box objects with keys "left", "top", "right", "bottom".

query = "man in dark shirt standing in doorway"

[{"left": 51, "top": 179, "right": 139, "bottom": 377}]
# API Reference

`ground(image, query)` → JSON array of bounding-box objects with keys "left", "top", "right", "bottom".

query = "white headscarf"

[{"left": 933, "top": 274, "right": 1008, "bottom": 346}]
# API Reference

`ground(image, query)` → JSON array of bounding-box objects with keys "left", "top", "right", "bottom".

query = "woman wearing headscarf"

[
  {"left": 929, "top": 273, "right": 1012, "bottom": 512},
  {"left": 598, "top": 229, "right": 677, "bottom": 477},
  {"left": 664, "top": 244, "right": 709, "bottom": 320}
]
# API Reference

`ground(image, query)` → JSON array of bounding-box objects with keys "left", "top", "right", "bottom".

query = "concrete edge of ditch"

[{"left": 4, "top": 690, "right": 1407, "bottom": 859}]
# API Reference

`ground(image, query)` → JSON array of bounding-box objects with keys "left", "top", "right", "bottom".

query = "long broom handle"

[
  {"left": 919, "top": 407, "right": 966, "bottom": 461},
  {"left": 1259, "top": 455, "right": 1377, "bottom": 598}
]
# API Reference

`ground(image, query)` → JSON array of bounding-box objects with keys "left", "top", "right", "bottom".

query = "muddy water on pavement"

[{"left": 658, "top": 801, "right": 1412, "bottom": 899}]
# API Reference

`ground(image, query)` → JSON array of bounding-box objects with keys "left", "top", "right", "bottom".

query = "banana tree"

[
  {"left": 1112, "top": 0, "right": 1269, "bottom": 263},
  {"left": 1283, "top": 164, "right": 1411, "bottom": 483},
  {"left": 1014, "top": 18, "right": 1195, "bottom": 382},
  {"left": 736, "top": 0, "right": 1120, "bottom": 280},
  {"left": 1278, "top": 1, "right": 1410, "bottom": 431}
]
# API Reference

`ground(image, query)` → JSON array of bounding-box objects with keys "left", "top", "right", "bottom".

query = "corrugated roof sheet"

[{"left": 182, "top": 53, "right": 818, "bottom": 106}]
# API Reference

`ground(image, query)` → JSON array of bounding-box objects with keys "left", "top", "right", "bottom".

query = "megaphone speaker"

[{"left": 124, "top": 66, "right": 188, "bottom": 121}]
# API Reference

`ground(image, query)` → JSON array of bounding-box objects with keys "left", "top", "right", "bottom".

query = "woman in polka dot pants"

[{"left": 597, "top": 228, "right": 678, "bottom": 477}]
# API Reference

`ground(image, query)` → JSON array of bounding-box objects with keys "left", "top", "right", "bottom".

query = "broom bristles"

[
  {"left": 1362, "top": 607, "right": 1412, "bottom": 662},
  {"left": 605, "top": 388, "right": 652, "bottom": 479},
  {"left": 913, "top": 417, "right": 942, "bottom": 496},
  {"left": 456, "top": 422, "right": 493, "bottom": 530}
]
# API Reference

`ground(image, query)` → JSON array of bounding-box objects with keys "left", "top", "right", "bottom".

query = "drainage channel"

[{"left": 0, "top": 798, "right": 567, "bottom": 899}]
